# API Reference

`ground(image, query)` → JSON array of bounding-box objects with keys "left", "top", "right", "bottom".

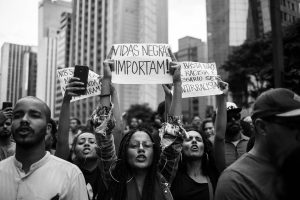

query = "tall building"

[
  {"left": 248, "top": 0, "right": 300, "bottom": 39},
  {"left": 37, "top": 0, "right": 71, "bottom": 117},
  {"left": 54, "top": 12, "right": 72, "bottom": 121},
  {"left": 206, "top": 0, "right": 249, "bottom": 80},
  {"left": 69, "top": 0, "right": 109, "bottom": 123},
  {"left": 0, "top": 43, "right": 37, "bottom": 105},
  {"left": 175, "top": 36, "right": 213, "bottom": 123},
  {"left": 107, "top": 0, "right": 168, "bottom": 113}
]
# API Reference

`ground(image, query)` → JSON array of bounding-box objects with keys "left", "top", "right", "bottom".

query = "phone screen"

[{"left": 73, "top": 65, "right": 89, "bottom": 95}]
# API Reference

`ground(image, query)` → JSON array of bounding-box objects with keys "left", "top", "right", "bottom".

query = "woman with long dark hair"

[{"left": 92, "top": 54, "right": 183, "bottom": 200}]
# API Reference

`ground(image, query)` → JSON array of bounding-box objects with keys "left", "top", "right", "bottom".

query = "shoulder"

[
  {"left": 46, "top": 155, "right": 83, "bottom": 175},
  {"left": 0, "top": 156, "right": 14, "bottom": 168}
]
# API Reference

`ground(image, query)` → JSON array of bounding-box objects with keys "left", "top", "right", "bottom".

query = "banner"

[
  {"left": 180, "top": 62, "right": 222, "bottom": 98},
  {"left": 110, "top": 43, "right": 173, "bottom": 84},
  {"left": 56, "top": 67, "right": 102, "bottom": 102}
]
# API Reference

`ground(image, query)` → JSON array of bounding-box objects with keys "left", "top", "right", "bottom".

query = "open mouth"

[
  {"left": 136, "top": 154, "right": 146, "bottom": 161},
  {"left": 83, "top": 148, "right": 91, "bottom": 153},
  {"left": 191, "top": 145, "right": 199, "bottom": 151}
]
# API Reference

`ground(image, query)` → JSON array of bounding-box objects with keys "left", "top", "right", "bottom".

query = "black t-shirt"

[
  {"left": 80, "top": 166, "right": 107, "bottom": 200},
  {"left": 171, "top": 170, "right": 209, "bottom": 200}
]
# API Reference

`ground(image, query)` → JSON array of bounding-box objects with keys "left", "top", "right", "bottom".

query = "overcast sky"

[{"left": 0, "top": 0, "right": 206, "bottom": 52}]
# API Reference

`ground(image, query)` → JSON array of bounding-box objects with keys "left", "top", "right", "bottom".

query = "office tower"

[
  {"left": 107, "top": 0, "right": 168, "bottom": 113},
  {"left": 206, "top": 0, "right": 249, "bottom": 80},
  {"left": 69, "top": 0, "right": 109, "bottom": 123},
  {"left": 175, "top": 36, "right": 213, "bottom": 122},
  {"left": 0, "top": 43, "right": 37, "bottom": 104},
  {"left": 37, "top": 0, "right": 71, "bottom": 117},
  {"left": 248, "top": 0, "right": 300, "bottom": 39},
  {"left": 54, "top": 12, "right": 72, "bottom": 121}
]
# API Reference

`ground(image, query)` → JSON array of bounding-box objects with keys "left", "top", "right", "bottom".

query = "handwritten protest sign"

[
  {"left": 56, "top": 67, "right": 102, "bottom": 102},
  {"left": 180, "top": 62, "right": 222, "bottom": 98},
  {"left": 110, "top": 43, "right": 173, "bottom": 84}
]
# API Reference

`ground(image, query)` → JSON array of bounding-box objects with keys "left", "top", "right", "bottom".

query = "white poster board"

[
  {"left": 56, "top": 67, "right": 102, "bottom": 102},
  {"left": 110, "top": 43, "right": 173, "bottom": 84},
  {"left": 180, "top": 62, "right": 222, "bottom": 98}
]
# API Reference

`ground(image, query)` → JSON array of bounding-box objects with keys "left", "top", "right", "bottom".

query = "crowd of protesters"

[{"left": 0, "top": 51, "right": 300, "bottom": 200}]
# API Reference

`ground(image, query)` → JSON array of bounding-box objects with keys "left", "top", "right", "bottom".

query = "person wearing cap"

[
  {"left": 214, "top": 101, "right": 249, "bottom": 172},
  {"left": 214, "top": 88, "right": 300, "bottom": 200}
]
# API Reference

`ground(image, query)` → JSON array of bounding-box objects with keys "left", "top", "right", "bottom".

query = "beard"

[{"left": 226, "top": 123, "right": 241, "bottom": 137}]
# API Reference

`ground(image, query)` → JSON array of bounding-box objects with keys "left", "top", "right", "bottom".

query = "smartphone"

[
  {"left": 2, "top": 102, "right": 12, "bottom": 110},
  {"left": 73, "top": 65, "right": 89, "bottom": 95}
]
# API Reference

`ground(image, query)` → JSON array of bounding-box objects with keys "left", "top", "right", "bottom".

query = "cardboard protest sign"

[
  {"left": 180, "top": 62, "right": 222, "bottom": 98},
  {"left": 56, "top": 67, "right": 102, "bottom": 102},
  {"left": 110, "top": 43, "right": 173, "bottom": 84}
]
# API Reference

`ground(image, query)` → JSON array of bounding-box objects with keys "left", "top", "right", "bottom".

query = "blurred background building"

[{"left": 0, "top": 43, "right": 37, "bottom": 105}]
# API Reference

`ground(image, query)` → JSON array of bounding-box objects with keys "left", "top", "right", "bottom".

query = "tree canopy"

[{"left": 222, "top": 20, "right": 300, "bottom": 107}]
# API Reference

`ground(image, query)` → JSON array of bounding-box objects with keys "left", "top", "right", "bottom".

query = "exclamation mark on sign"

[{"left": 166, "top": 59, "right": 169, "bottom": 73}]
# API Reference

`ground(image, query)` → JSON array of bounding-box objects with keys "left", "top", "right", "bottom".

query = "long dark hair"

[
  {"left": 108, "top": 127, "right": 160, "bottom": 200},
  {"left": 179, "top": 126, "right": 219, "bottom": 187}
]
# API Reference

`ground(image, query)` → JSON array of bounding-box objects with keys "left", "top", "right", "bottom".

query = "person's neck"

[
  {"left": 248, "top": 141, "right": 270, "bottom": 163},
  {"left": 78, "top": 158, "right": 98, "bottom": 172},
  {"left": 132, "top": 169, "right": 148, "bottom": 195},
  {"left": 225, "top": 131, "right": 242, "bottom": 142},
  {"left": 0, "top": 136, "right": 11, "bottom": 146},
  {"left": 15, "top": 143, "right": 46, "bottom": 174},
  {"left": 186, "top": 159, "right": 203, "bottom": 177}
]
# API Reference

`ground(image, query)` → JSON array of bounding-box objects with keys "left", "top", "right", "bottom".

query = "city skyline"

[{"left": 0, "top": 0, "right": 206, "bottom": 53}]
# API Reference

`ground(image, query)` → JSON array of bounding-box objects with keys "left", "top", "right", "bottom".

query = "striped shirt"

[{"left": 0, "top": 152, "right": 88, "bottom": 200}]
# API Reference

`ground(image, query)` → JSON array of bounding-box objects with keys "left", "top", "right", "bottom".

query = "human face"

[
  {"left": 203, "top": 122, "right": 214, "bottom": 137},
  {"left": 127, "top": 131, "right": 154, "bottom": 170},
  {"left": 12, "top": 98, "right": 49, "bottom": 148},
  {"left": 130, "top": 118, "right": 139, "bottom": 129},
  {"left": 182, "top": 131, "right": 204, "bottom": 159},
  {"left": 74, "top": 132, "right": 98, "bottom": 160},
  {"left": 192, "top": 116, "right": 202, "bottom": 126},
  {"left": 0, "top": 118, "right": 12, "bottom": 138},
  {"left": 263, "top": 117, "right": 300, "bottom": 165},
  {"left": 226, "top": 112, "right": 241, "bottom": 136},
  {"left": 70, "top": 119, "right": 79, "bottom": 132}
]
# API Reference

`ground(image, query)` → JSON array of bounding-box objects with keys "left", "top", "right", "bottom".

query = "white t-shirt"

[{"left": 0, "top": 152, "right": 88, "bottom": 200}]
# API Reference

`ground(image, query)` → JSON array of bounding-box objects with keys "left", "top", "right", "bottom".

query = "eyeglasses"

[
  {"left": 128, "top": 141, "right": 154, "bottom": 149},
  {"left": 227, "top": 113, "right": 241, "bottom": 122}
]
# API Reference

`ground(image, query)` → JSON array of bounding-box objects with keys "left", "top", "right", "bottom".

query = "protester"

[
  {"left": 240, "top": 116, "right": 255, "bottom": 151},
  {"left": 45, "top": 118, "right": 57, "bottom": 154},
  {"left": 214, "top": 101, "right": 249, "bottom": 171},
  {"left": 191, "top": 115, "right": 202, "bottom": 130},
  {"left": 92, "top": 55, "right": 183, "bottom": 200},
  {"left": 69, "top": 117, "right": 82, "bottom": 147},
  {"left": 0, "top": 108, "right": 15, "bottom": 161},
  {"left": 167, "top": 81, "right": 228, "bottom": 200},
  {"left": 0, "top": 96, "right": 88, "bottom": 200},
  {"left": 214, "top": 88, "right": 300, "bottom": 200},
  {"left": 201, "top": 118, "right": 215, "bottom": 142}
]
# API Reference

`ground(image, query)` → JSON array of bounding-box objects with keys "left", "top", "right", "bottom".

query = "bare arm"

[
  {"left": 55, "top": 77, "right": 85, "bottom": 159},
  {"left": 214, "top": 80, "right": 228, "bottom": 172}
]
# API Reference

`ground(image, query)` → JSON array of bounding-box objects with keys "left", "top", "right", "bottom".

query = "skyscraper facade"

[
  {"left": 69, "top": 0, "right": 109, "bottom": 123},
  {"left": 0, "top": 43, "right": 37, "bottom": 104},
  {"left": 37, "top": 0, "right": 71, "bottom": 117},
  {"left": 107, "top": 0, "right": 168, "bottom": 113},
  {"left": 206, "top": 0, "right": 249, "bottom": 80},
  {"left": 175, "top": 36, "right": 213, "bottom": 123},
  {"left": 54, "top": 12, "right": 72, "bottom": 121}
]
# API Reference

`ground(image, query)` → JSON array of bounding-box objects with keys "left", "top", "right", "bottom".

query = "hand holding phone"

[
  {"left": 73, "top": 65, "right": 89, "bottom": 95},
  {"left": 2, "top": 102, "right": 12, "bottom": 110}
]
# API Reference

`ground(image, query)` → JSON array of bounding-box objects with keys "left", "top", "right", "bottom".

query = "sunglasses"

[
  {"left": 263, "top": 117, "right": 300, "bottom": 131},
  {"left": 227, "top": 113, "right": 241, "bottom": 122}
]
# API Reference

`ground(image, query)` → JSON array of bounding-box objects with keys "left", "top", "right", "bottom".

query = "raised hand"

[{"left": 65, "top": 77, "right": 85, "bottom": 97}]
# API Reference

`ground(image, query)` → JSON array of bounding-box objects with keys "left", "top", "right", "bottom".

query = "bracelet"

[{"left": 99, "top": 94, "right": 110, "bottom": 97}]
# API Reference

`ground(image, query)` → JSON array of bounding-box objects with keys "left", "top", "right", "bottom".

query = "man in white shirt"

[{"left": 0, "top": 96, "right": 88, "bottom": 200}]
